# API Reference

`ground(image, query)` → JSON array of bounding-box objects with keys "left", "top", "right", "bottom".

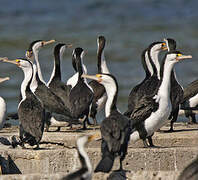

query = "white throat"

[
  {"left": 47, "top": 60, "right": 56, "bottom": 87},
  {"left": 30, "top": 64, "right": 38, "bottom": 93},
  {"left": 101, "top": 51, "right": 110, "bottom": 74},
  {"left": 158, "top": 61, "right": 175, "bottom": 99},
  {"left": 103, "top": 82, "right": 116, "bottom": 117},
  {"left": 21, "top": 67, "right": 33, "bottom": 100},
  {"left": 33, "top": 46, "right": 45, "bottom": 84},
  {"left": 145, "top": 51, "right": 153, "bottom": 76}
]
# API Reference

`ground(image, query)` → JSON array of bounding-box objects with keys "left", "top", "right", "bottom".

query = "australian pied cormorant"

[
  {"left": 129, "top": 51, "right": 192, "bottom": 146},
  {"left": 0, "top": 77, "right": 10, "bottom": 130},
  {"left": 69, "top": 48, "right": 94, "bottom": 129},
  {"left": 61, "top": 133, "right": 100, "bottom": 180},
  {"left": 1, "top": 58, "right": 45, "bottom": 149},
  {"left": 89, "top": 36, "right": 109, "bottom": 126},
  {"left": 82, "top": 73, "right": 131, "bottom": 173}
]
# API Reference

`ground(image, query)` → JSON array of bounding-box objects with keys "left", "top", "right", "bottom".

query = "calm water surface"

[{"left": 0, "top": 0, "right": 198, "bottom": 123}]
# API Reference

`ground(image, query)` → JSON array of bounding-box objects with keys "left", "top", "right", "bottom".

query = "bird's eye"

[
  {"left": 41, "top": 41, "right": 44, "bottom": 46},
  {"left": 16, "top": 59, "right": 20, "bottom": 63},
  {"left": 177, "top": 54, "right": 182, "bottom": 57},
  {"left": 162, "top": 43, "right": 166, "bottom": 47}
]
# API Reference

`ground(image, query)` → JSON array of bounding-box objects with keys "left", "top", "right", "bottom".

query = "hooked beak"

[
  {"left": 81, "top": 74, "right": 102, "bottom": 83},
  {"left": 0, "top": 77, "right": 10, "bottom": 83},
  {"left": 88, "top": 132, "right": 101, "bottom": 142},
  {"left": 176, "top": 55, "right": 192, "bottom": 61},
  {"left": 0, "top": 58, "right": 20, "bottom": 66},
  {"left": 42, "top": 39, "right": 56, "bottom": 46}
]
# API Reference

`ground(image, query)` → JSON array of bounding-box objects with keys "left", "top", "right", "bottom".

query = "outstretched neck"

[
  {"left": 158, "top": 60, "right": 174, "bottom": 98},
  {"left": 33, "top": 49, "right": 45, "bottom": 84},
  {"left": 100, "top": 51, "right": 109, "bottom": 74},
  {"left": 47, "top": 53, "right": 61, "bottom": 86},
  {"left": 21, "top": 67, "right": 33, "bottom": 100},
  {"left": 104, "top": 81, "right": 118, "bottom": 117},
  {"left": 150, "top": 49, "right": 161, "bottom": 79}
]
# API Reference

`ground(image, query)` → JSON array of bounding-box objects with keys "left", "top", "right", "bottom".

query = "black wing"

[
  {"left": 101, "top": 110, "right": 131, "bottom": 153},
  {"left": 182, "top": 79, "right": 198, "bottom": 103},
  {"left": 49, "top": 80, "right": 71, "bottom": 108},
  {"left": 69, "top": 80, "right": 93, "bottom": 118},
  {"left": 18, "top": 92, "right": 45, "bottom": 142},
  {"left": 89, "top": 80, "right": 106, "bottom": 101},
  {"left": 130, "top": 94, "right": 159, "bottom": 126},
  {"left": 35, "top": 82, "right": 72, "bottom": 118}
]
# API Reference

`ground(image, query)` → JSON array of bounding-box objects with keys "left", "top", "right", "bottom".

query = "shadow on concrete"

[
  {"left": 107, "top": 169, "right": 128, "bottom": 180},
  {"left": 0, "top": 155, "right": 22, "bottom": 174},
  {"left": 162, "top": 128, "right": 198, "bottom": 133}
]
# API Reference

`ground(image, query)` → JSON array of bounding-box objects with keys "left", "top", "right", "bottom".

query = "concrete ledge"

[
  {"left": 0, "top": 123, "right": 197, "bottom": 179},
  {"left": 0, "top": 171, "right": 181, "bottom": 180}
]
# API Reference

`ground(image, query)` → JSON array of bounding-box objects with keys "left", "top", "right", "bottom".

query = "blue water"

[{"left": 0, "top": 0, "right": 198, "bottom": 123}]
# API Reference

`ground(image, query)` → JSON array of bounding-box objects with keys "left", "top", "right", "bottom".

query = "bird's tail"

[{"left": 94, "top": 154, "right": 115, "bottom": 173}]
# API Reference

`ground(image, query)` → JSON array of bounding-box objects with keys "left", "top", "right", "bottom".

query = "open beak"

[
  {"left": 176, "top": 55, "right": 192, "bottom": 61},
  {"left": 81, "top": 74, "right": 102, "bottom": 82},
  {"left": 42, "top": 39, "right": 56, "bottom": 46},
  {"left": 0, "top": 77, "right": 10, "bottom": 83},
  {"left": 0, "top": 58, "right": 20, "bottom": 66},
  {"left": 88, "top": 132, "right": 101, "bottom": 142}
]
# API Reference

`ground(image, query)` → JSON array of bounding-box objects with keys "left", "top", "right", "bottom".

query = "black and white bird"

[
  {"left": 163, "top": 38, "right": 184, "bottom": 132},
  {"left": 47, "top": 43, "right": 72, "bottom": 108},
  {"left": 69, "top": 48, "right": 94, "bottom": 129},
  {"left": 1, "top": 58, "right": 45, "bottom": 149},
  {"left": 89, "top": 36, "right": 109, "bottom": 126},
  {"left": 125, "top": 41, "right": 167, "bottom": 147},
  {"left": 5, "top": 40, "right": 55, "bottom": 121},
  {"left": 45, "top": 43, "right": 74, "bottom": 131},
  {"left": 27, "top": 44, "right": 81, "bottom": 130},
  {"left": 82, "top": 73, "right": 131, "bottom": 173},
  {"left": 61, "top": 133, "right": 100, "bottom": 180},
  {"left": 180, "top": 81, "right": 198, "bottom": 124},
  {"left": 26, "top": 39, "right": 56, "bottom": 83},
  {"left": 129, "top": 51, "right": 192, "bottom": 146},
  {"left": 0, "top": 77, "right": 10, "bottom": 130}
]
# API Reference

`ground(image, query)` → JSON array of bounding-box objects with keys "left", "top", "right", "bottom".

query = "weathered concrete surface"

[
  {"left": 0, "top": 123, "right": 197, "bottom": 179},
  {"left": 0, "top": 171, "right": 181, "bottom": 180}
]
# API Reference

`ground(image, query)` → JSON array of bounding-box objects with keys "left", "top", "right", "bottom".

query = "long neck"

[
  {"left": 21, "top": 67, "right": 33, "bottom": 100},
  {"left": 97, "top": 46, "right": 109, "bottom": 74},
  {"left": 150, "top": 48, "right": 161, "bottom": 79},
  {"left": 47, "top": 51, "right": 61, "bottom": 86},
  {"left": 142, "top": 50, "right": 153, "bottom": 78},
  {"left": 77, "top": 140, "right": 92, "bottom": 177},
  {"left": 100, "top": 51, "right": 109, "bottom": 74},
  {"left": 158, "top": 60, "right": 175, "bottom": 98},
  {"left": 104, "top": 82, "right": 117, "bottom": 117},
  {"left": 76, "top": 56, "right": 85, "bottom": 81},
  {"left": 30, "top": 64, "right": 38, "bottom": 93},
  {"left": 33, "top": 48, "right": 45, "bottom": 83}
]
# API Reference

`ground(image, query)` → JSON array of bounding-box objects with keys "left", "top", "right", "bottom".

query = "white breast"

[
  {"left": 144, "top": 95, "right": 171, "bottom": 136},
  {"left": 67, "top": 73, "right": 79, "bottom": 88},
  {"left": 97, "top": 93, "right": 107, "bottom": 111},
  {"left": 189, "top": 94, "right": 198, "bottom": 107},
  {"left": 0, "top": 97, "right": 6, "bottom": 130}
]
